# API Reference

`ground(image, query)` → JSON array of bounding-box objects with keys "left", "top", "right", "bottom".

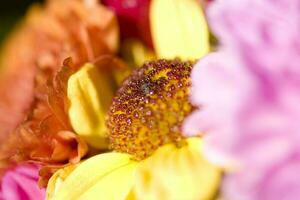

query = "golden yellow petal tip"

[{"left": 150, "top": 0, "right": 210, "bottom": 60}]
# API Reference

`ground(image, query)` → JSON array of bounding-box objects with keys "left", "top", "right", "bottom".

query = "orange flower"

[{"left": 0, "top": 0, "right": 120, "bottom": 185}]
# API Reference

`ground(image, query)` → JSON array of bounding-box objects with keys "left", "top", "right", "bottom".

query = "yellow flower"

[
  {"left": 150, "top": 0, "right": 210, "bottom": 60},
  {"left": 49, "top": 60, "right": 221, "bottom": 199}
]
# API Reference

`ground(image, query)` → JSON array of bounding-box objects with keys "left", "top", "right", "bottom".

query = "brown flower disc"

[{"left": 107, "top": 59, "right": 195, "bottom": 160}]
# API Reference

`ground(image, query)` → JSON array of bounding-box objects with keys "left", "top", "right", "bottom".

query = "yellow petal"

[
  {"left": 133, "top": 138, "right": 221, "bottom": 200},
  {"left": 150, "top": 0, "right": 210, "bottom": 60},
  {"left": 121, "top": 39, "right": 156, "bottom": 68},
  {"left": 49, "top": 152, "right": 137, "bottom": 200},
  {"left": 67, "top": 63, "right": 114, "bottom": 149}
]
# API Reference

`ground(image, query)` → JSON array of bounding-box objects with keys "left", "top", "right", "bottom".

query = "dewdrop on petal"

[{"left": 107, "top": 59, "right": 195, "bottom": 160}]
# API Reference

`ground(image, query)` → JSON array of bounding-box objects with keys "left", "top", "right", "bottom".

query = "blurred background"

[{"left": 0, "top": 0, "right": 42, "bottom": 44}]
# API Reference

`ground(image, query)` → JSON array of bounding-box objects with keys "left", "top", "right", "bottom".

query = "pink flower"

[
  {"left": 0, "top": 164, "right": 45, "bottom": 200},
  {"left": 102, "top": 0, "right": 152, "bottom": 47},
  {"left": 184, "top": 0, "right": 300, "bottom": 199}
]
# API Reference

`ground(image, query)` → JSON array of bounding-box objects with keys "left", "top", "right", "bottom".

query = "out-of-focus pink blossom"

[
  {"left": 0, "top": 164, "right": 45, "bottom": 200},
  {"left": 209, "top": 0, "right": 300, "bottom": 81},
  {"left": 183, "top": 0, "right": 300, "bottom": 199},
  {"left": 102, "top": 0, "right": 152, "bottom": 47}
]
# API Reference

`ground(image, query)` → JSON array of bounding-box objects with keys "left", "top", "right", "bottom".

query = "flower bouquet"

[{"left": 0, "top": 0, "right": 298, "bottom": 200}]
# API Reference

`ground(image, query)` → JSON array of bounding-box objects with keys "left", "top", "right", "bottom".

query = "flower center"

[{"left": 107, "top": 59, "right": 195, "bottom": 160}]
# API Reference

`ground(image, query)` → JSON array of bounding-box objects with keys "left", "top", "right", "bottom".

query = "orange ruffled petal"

[
  {"left": 0, "top": 0, "right": 119, "bottom": 165},
  {"left": 0, "top": 0, "right": 128, "bottom": 188},
  {"left": 1, "top": 61, "right": 87, "bottom": 163},
  {"left": 0, "top": 0, "right": 119, "bottom": 141}
]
